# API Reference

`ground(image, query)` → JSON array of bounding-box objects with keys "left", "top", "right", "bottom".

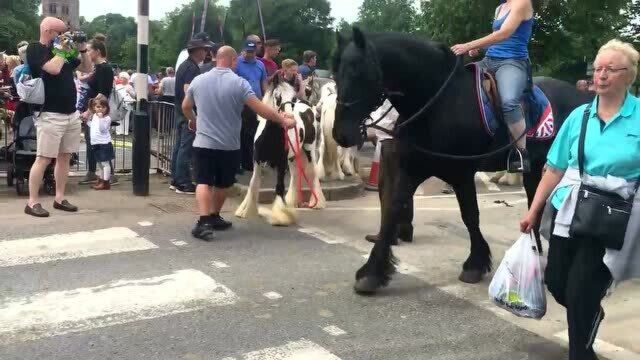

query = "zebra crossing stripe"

[
  {"left": 0, "top": 227, "right": 157, "bottom": 267},
  {"left": 0, "top": 269, "right": 237, "bottom": 344},
  {"left": 223, "top": 339, "right": 342, "bottom": 360}
]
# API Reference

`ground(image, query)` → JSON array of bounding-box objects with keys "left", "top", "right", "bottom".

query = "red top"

[{"left": 260, "top": 57, "right": 279, "bottom": 77}]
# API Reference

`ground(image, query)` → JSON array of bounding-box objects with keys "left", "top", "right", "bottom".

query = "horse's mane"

[{"left": 263, "top": 74, "right": 297, "bottom": 107}]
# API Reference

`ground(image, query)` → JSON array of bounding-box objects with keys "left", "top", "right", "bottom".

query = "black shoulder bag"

[{"left": 569, "top": 105, "right": 640, "bottom": 250}]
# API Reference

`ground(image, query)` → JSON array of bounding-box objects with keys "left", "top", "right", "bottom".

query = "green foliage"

[
  {"left": 357, "top": 0, "right": 417, "bottom": 33},
  {"left": 226, "top": 0, "right": 334, "bottom": 68},
  {"left": 0, "top": 0, "right": 40, "bottom": 53}
]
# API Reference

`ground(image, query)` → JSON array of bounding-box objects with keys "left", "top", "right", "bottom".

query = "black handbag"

[{"left": 569, "top": 105, "right": 640, "bottom": 250}]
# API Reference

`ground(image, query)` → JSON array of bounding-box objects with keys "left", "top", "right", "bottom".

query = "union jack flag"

[{"left": 528, "top": 104, "right": 554, "bottom": 140}]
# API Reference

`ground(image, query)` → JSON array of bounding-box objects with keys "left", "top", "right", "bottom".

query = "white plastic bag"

[{"left": 489, "top": 233, "right": 547, "bottom": 319}]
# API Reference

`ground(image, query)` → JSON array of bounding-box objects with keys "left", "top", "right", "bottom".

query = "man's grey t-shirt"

[{"left": 187, "top": 68, "right": 255, "bottom": 150}]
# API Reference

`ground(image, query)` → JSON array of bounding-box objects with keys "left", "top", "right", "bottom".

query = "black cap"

[{"left": 187, "top": 32, "right": 214, "bottom": 50}]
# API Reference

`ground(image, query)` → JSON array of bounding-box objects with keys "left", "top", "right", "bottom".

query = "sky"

[{"left": 75, "top": 0, "right": 362, "bottom": 24}]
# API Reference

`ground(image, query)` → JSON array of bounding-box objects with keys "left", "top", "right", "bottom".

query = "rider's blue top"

[{"left": 486, "top": 8, "right": 534, "bottom": 60}]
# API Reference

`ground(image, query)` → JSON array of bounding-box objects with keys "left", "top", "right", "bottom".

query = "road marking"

[
  {"left": 554, "top": 331, "right": 640, "bottom": 360},
  {"left": 300, "top": 199, "right": 528, "bottom": 213},
  {"left": 298, "top": 227, "right": 346, "bottom": 244},
  {"left": 322, "top": 325, "right": 347, "bottom": 336},
  {"left": 476, "top": 172, "right": 501, "bottom": 192},
  {"left": 414, "top": 190, "right": 525, "bottom": 199},
  {"left": 263, "top": 291, "right": 283, "bottom": 300},
  {"left": 211, "top": 261, "right": 230, "bottom": 268},
  {"left": 238, "top": 339, "right": 342, "bottom": 359},
  {"left": 170, "top": 239, "right": 188, "bottom": 247},
  {"left": 0, "top": 269, "right": 237, "bottom": 344},
  {"left": 138, "top": 221, "right": 153, "bottom": 227},
  {"left": 0, "top": 227, "right": 157, "bottom": 267}
]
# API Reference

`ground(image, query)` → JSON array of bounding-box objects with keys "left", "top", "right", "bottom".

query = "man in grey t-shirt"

[{"left": 182, "top": 46, "right": 295, "bottom": 242}]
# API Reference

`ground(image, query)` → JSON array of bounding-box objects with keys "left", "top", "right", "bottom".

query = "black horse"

[{"left": 332, "top": 28, "right": 593, "bottom": 294}]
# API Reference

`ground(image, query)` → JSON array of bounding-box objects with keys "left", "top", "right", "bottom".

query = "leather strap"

[
  {"left": 577, "top": 104, "right": 591, "bottom": 177},
  {"left": 578, "top": 103, "right": 640, "bottom": 193}
]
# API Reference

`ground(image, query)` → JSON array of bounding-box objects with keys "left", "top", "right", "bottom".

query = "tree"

[
  {"left": 0, "top": 0, "right": 40, "bottom": 53},
  {"left": 80, "top": 14, "right": 137, "bottom": 68},
  {"left": 418, "top": 0, "right": 632, "bottom": 81},
  {"left": 226, "top": 0, "right": 334, "bottom": 68},
  {"left": 357, "top": 0, "right": 417, "bottom": 33}
]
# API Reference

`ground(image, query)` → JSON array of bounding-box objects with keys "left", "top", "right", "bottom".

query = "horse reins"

[
  {"left": 278, "top": 99, "right": 320, "bottom": 208},
  {"left": 361, "top": 55, "right": 529, "bottom": 161}
]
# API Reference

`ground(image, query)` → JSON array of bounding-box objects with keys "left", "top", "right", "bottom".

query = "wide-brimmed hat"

[{"left": 187, "top": 32, "right": 214, "bottom": 50}]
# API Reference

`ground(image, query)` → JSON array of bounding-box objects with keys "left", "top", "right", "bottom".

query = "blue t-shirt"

[
  {"left": 186, "top": 68, "right": 255, "bottom": 151},
  {"left": 235, "top": 56, "right": 267, "bottom": 98},
  {"left": 299, "top": 64, "right": 314, "bottom": 79},
  {"left": 547, "top": 93, "right": 640, "bottom": 208},
  {"left": 12, "top": 64, "right": 30, "bottom": 84}
]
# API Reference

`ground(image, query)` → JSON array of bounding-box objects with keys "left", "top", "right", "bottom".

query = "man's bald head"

[
  {"left": 216, "top": 46, "right": 238, "bottom": 69},
  {"left": 40, "top": 17, "right": 67, "bottom": 43}
]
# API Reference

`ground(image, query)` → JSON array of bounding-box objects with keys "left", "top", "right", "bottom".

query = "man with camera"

[{"left": 24, "top": 17, "right": 92, "bottom": 217}]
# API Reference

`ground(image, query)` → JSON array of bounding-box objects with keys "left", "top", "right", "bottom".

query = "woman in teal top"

[{"left": 521, "top": 39, "right": 640, "bottom": 360}]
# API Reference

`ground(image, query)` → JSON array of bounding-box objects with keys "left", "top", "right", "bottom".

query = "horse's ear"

[{"left": 352, "top": 27, "right": 366, "bottom": 50}]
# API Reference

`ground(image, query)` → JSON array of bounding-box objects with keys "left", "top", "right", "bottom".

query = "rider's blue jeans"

[{"left": 477, "top": 57, "right": 529, "bottom": 125}]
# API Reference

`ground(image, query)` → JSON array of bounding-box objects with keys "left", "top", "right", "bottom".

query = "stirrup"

[{"left": 507, "top": 147, "right": 530, "bottom": 173}]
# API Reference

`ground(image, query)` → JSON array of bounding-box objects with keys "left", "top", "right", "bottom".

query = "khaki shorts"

[{"left": 35, "top": 112, "right": 82, "bottom": 158}]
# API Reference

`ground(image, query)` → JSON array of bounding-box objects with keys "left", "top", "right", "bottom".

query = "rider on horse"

[{"left": 451, "top": 0, "right": 535, "bottom": 172}]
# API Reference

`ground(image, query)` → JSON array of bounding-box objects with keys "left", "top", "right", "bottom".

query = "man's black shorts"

[{"left": 193, "top": 147, "right": 240, "bottom": 188}]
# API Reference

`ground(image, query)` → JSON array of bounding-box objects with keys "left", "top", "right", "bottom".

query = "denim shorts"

[{"left": 477, "top": 57, "right": 529, "bottom": 125}]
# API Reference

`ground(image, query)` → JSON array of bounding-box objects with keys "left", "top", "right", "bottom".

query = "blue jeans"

[
  {"left": 170, "top": 116, "right": 195, "bottom": 186},
  {"left": 478, "top": 57, "right": 529, "bottom": 125}
]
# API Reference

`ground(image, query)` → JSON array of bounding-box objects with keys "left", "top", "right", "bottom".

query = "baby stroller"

[{"left": 4, "top": 102, "right": 56, "bottom": 196}]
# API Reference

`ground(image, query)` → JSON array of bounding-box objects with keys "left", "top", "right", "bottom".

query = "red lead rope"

[{"left": 284, "top": 126, "right": 319, "bottom": 208}]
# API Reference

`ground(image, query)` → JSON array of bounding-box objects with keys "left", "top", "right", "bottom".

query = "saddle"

[{"left": 466, "top": 63, "right": 555, "bottom": 141}]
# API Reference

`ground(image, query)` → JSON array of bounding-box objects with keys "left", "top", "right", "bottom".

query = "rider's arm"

[{"left": 465, "top": 0, "right": 530, "bottom": 51}]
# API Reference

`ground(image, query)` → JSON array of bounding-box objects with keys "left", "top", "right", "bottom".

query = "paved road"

[
  {"left": 1, "top": 174, "right": 638, "bottom": 360},
  {"left": 0, "top": 201, "right": 572, "bottom": 360}
]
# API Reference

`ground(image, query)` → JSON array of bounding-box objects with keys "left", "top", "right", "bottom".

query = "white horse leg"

[
  {"left": 235, "top": 163, "right": 261, "bottom": 218},
  {"left": 335, "top": 147, "right": 346, "bottom": 181},
  {"left": 306, "top": 156, "right": 326, "bottom": 209},
  {"left": 272, "top": 161, "right": 298, "bottom": 226},
  {"left": 316, "top": 125, "right": 327, "bottom": 181},
  {"left": 285, "top": 160, "right": 298, "bottom": 207}
]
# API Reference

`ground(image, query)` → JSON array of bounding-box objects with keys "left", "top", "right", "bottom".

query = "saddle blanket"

[{"left": 470, "top": 63, "right": 555, "bottom": 141}]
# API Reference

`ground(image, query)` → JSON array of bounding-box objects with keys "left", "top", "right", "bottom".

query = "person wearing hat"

[
  {"left": 170, "top": 33, "right": 214, "bottom": 195},
  {"left": 235, "top": 39, "right": 267, "bottom": 172}
]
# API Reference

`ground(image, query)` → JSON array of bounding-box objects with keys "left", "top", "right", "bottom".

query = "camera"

[{"left": 55, "top": 31, "right": 87, "bottom": 50}]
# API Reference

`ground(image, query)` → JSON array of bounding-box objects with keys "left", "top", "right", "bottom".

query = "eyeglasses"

[{"left": 594, "top": 66, "right": 628, "bottom": 75}]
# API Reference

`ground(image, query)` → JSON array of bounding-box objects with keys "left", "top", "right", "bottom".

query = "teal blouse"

[{"left": 547, "top": 93, "right": 640, "bottom": 209}]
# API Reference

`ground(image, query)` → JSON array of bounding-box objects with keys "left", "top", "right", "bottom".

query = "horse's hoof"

[
  {"left": 458, "top": 269, "right": 483, "bottom": 284},
  {"left": 353, "top": 277, "right": 380, "bottom": 295}
]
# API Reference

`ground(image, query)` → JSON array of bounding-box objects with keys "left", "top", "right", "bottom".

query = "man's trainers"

[
  {"left": 175, "top": 184, "right": 196, "bottom": 194},
  {"left": 210, "top": 214, "right": 232, "bottom": 231},
  {"left": 78, "top": 172, "right": 98, "bottom": 185},
  {"left": 508, "top": 148, "right": 531, "bottom": 173},
  {"left": 109, "top": 175, "right": 119, "bottom": 186},
  {"left": 25, "top": 203, "right": 50, "bottom": 217},
  {"left": 169, "top": 181, "right": 177, "bottom": 191},
  {"left": 192, "top": 221, "right": 215, "bottom": 241}
]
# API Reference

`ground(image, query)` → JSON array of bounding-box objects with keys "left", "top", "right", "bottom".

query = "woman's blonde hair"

[
  {"left": 5, "top": 55, "right": 20, "bottom": 71},
  {"left": 597, "top": 39, "right": 639, "bottom": 86},
  {"left": 281, "top": 59, "right": 298, "bottom": 69}
]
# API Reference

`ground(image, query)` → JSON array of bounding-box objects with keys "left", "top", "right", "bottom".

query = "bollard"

[{"left": 132, "top": 101, "right": 150, "bottom": 196}]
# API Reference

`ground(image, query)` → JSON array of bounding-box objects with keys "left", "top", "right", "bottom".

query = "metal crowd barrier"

[{"left": 149, "top": 101, "right": 176, "bottom": 176}]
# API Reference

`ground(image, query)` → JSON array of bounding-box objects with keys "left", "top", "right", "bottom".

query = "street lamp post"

[{"left": 132, "top": 0, "right": 150, "bottom": 196}]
